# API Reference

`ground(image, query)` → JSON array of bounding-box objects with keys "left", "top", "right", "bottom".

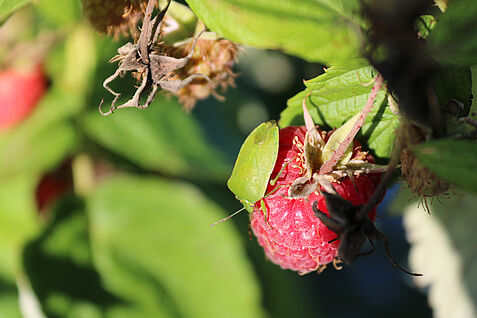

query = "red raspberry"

[
  {"left": 250, "top": 126, "right": 382, "bottom": 274},
  {"left": 35, "top": 160, "right": 73, "bottom": 213},
  {"left": 0, "top": 64, "right": 47, "bottom": 130}
]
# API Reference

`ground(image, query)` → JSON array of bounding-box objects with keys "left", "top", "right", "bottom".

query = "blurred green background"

[{"left": 1, "top": 0, "right": 477, "bottom": 317}]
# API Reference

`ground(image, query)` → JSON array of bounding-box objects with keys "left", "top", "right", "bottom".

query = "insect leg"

[
  {"left": 312, "top": 201, "right": 346, "bottom": 233},
  {"left": 381, "top": 232, "right": 423, "bottom": 276},
  {"left": 357, "top": 238, "right": 375, "bottom": 257}
]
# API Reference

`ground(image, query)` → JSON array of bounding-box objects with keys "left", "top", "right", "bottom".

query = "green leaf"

[
  {"left": 432, "top": 64, "right": 472, "bottom": 112},
  {"left": 159, "top": 0, "right": 198, "bottom": 44},
  {"left": 185, "top": 0, "right": 361, "bottom": 63},
  {"left": 404, "top": 195, "right": 477, "bottom": 317},
  {"left": 429, "top": 0, "right": 477, "bottom": 65},
  {"left": 0, "top": 279, "right": 21, "bottom": 318},
  {"left": 415, "top": 15, "right": 437, "bottom": 40},
  {"left": 33, "top": 0, "right": 81, "bottom": 26},
  {"left": 413, "top": 139, "right": 477, "bottom": 194},
  {"left": 321, "top": 112, "right": 358, "bottom": 165},
  {"left": 0, "top": 84, "right": 85, "bottom": 181},
  {"left": 0, "top": 0, "right": 31, "bottom": 21},
  {"left": 81, "top": 96, "right": 230, "bottom": 182},
  {"left": 227, "top": 121, "right": 278, "bottom": 207},
  {"left": 87, "top": 175, "right": 266, "bottom": 318},
  {"left": 282, "top": 59, "right": 399, "bottom": 160},
  {"left": 60, "top": 24, "right": 97, "bottom": 94},
  {"left": 23, "top": 196, "right": 122, "bottom": 318},
  {"left": 0, "top": 175, "right": 40, "bottom": 282},
  {"left": 0, "top": 121, "right": 77, "bottom": 180}
]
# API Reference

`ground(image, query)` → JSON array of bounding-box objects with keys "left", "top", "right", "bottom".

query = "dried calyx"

[
  {"left": 287, "top": 92, "right": 387, "bottom": 200},
  {"left": 96, "top": 0, "right": 240, "bottom": 113},
  {"left": 99, "top": 0, "right": 212, "bottom": 115}
]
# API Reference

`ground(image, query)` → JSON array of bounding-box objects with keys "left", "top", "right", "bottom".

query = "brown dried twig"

[{"left": 99, "top": 0, "right": 211, "bottom": 115}]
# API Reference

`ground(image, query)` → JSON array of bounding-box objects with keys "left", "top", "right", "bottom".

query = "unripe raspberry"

[
  {"left": 82, "top": 0, "right": 145, "bottom": 37},
  {"left": 400, "top": 122, "right": 449, "bottom": 199},
  {"left": 165, "top": 35, "right": 240, "bottom": 111},
  {"left": 250, "top": 126, "right": 382, "bottom": 274}
]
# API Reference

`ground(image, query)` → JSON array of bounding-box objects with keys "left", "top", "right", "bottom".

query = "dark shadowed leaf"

[
  {"left": 429, "top": 0, "right": 477, "bottom": 65},
  {"left": 432, "top": 64, "right": 472, "bottom": 112},
  {"left": 185, "top": 0, "right": 362, "bottom": 64},
  {"left": 87, "top": 175, "right": 266, "bottom": 318},
  {"left": 414, "top": 139, "right": 477, "bottom": 194},
  {"left": 0, "top": 279, "right": 21, "bottom": 318},
  {"left": 23, "top": 196, "right": 123, "bottom": 318}
]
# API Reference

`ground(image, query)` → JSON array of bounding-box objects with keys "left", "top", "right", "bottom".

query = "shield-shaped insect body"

[{"left": 227, "top": 121, "right": 279, "bottom": 212}]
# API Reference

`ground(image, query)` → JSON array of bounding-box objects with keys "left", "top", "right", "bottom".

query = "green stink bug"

[{"left": 227, "top": 121, "right": 279, "bottom": 212}]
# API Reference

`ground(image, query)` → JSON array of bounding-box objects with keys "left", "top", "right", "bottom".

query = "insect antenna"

[{"left": 210, "top": 207, "right": 246, "bottom": 227}]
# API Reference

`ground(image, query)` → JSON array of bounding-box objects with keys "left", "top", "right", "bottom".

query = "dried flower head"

[{"left": 164, "top": 33, "right": 240, "bottom": 111}]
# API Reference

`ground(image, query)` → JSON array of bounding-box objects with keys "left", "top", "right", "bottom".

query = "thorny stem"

[{"left": 319, "top": 74, "right": 384, "bottom": 175}]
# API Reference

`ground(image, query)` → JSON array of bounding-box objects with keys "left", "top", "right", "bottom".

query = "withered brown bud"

[
  {"left": 164, "top": 34, "right": 240, "bottom": 111},
  {"left": 82, "top": 0, "right": 146, "bottom": 38}
]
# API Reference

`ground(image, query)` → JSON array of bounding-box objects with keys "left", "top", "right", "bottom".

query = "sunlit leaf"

[
  {"left": 0, "top": 122, "right": 77, "bottom": 180},
  {"left": 0, "top": 175, "right": 39, "bottom": 282},
  {"left": 228, "top": 121, "right": 278, "bottom": 207},
  {"left": 185, "top": 0, "right": 362, "bottom": 64},
  {"left": 33, "top": 0, "right": 81, "bottom": 26},
  {"left": 321, "top": 112, "right": 359, "bottom": 165},
  {"left": 87, "top": 175, "right": 266, "bottom": 318},
  {"left": 0, "top": 0, "right": 31, "bottom": 21},
  {"left": 282, "top": 59, "right": 398, "bottom": 160},
  {"left": 0, "top": 84, "right": 85, "bottom": 181}
]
